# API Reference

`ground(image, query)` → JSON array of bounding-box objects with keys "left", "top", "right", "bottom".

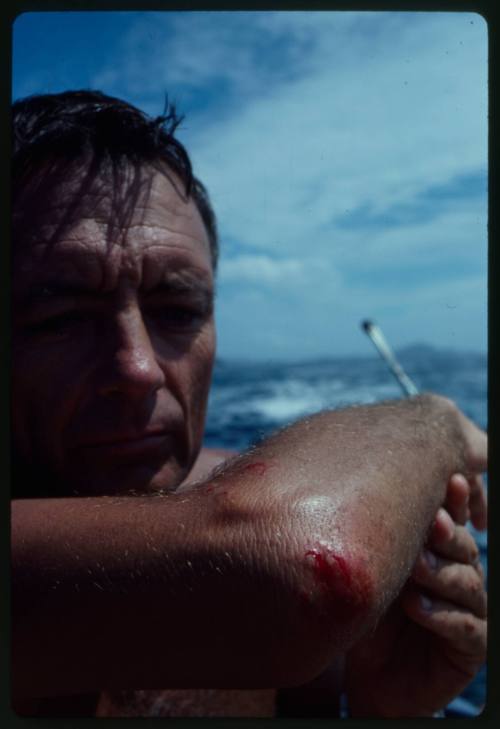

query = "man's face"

[{"left": 12, "top": 165, "right": 216, "bottom": 496}]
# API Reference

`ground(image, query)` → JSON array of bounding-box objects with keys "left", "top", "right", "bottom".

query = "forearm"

[
  {"left": 245, "top": 393, "right": 467, "bottom": 615},
  {"left": 12, "top": 394, "right": 469, "bottom": 697},
  {"left": 12, "top": 490, "right": 307, "bottom": 696}
]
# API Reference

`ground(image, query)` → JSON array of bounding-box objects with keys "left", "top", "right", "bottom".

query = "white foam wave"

[{"left": 233, "top": 379, "right": 400, "bottom": 423}]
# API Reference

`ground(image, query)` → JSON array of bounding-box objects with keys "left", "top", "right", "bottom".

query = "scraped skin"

[
  {"left": 241, "top": 462, "right": 271, "bottom": 476},
  {"left": 303, "top": 545, "right": 373, "bottom": 621}
]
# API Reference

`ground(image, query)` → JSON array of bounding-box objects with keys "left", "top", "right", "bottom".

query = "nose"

[{"left": 98, "top": 307, "right": 165, "bottom": 400}]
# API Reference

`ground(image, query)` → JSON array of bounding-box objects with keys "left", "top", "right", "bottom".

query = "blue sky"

[{"left": 12, "top": 10, "right": 488, "bottom": 360}]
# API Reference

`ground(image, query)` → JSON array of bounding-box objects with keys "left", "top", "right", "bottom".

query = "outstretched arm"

[{"left": 12, "top": 394, "right": 486, "bottom": 699}]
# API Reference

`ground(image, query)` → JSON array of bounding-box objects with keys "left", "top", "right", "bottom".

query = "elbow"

[
  {"left": 269, "top": 540, "right": 377, "bottom": 688},
  {"left": 225, "top": 491, "right": 381, "bottom": 687},
  {"left": 298, "top": 540, "right": 376, "bottom": 630},
  {"left": 264, "top": 532, "right": 378, "bottom": 687},
  {"left": 294, "top": 496, "right": 377, "bottom": 629},
  {"left": 296, "top": 543, "right": 376, "bottom": 676}
]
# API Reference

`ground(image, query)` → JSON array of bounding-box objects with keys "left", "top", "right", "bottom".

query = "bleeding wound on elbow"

[{"left": 300, "top": 543, "right": 374, "bottom": 621}]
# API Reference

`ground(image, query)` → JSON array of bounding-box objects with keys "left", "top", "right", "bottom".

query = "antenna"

[{"left": 361, "top": 320, "right": 418, "bottom": 397}]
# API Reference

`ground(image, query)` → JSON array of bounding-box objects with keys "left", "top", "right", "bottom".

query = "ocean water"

[{"left": 204, "top": 345, "right": 487, "bottom": 715}]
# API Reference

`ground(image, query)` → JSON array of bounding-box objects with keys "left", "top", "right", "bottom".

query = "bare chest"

[{"left": 96, "top": 688, "right": 277, "bottom": 717}]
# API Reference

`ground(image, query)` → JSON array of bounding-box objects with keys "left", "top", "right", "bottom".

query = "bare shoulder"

[{"left": 181, "top": 447, "right": 237, "bottom": 487}]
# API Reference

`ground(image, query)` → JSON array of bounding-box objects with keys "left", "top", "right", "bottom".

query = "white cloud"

[
  {"left": 174, "top": 12, "right": 487, "bottom": 358},
  {"left": 330, "top": 202, "right": 488, "bottom": 275},
  {"left": 189, "top": 25, "right": 486, "bottom": 260},
  {"left": 86, "top": 12, "right": 487, "bottom": 257},
  {"left": 220, "top": 254, "right": 303, "bottom": 285}
]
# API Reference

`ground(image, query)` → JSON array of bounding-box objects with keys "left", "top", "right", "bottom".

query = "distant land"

[
  {"left": 215, "top": 343, "right": 487, "bottom": 367},
  {"left": 396, "top": 343, "right": 487, "bottom": 359}
]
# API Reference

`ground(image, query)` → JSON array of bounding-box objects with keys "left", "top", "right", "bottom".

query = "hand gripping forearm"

[{"left": 204, "top": 394, "right": 484, "bottom": 661}]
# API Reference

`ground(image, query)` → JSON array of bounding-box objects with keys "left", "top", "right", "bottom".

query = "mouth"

[{"left": 75, "top": 429, "right": 172, "bottom": 459}]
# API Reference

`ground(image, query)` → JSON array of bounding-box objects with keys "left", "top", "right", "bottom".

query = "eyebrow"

[
  {"left": 18, "top": 271, "right": 214, "bottom": 310},
  {"left": 146, "top": 275, "right": 214, "bottom": 314},
  {"left": 148, "top": 270, "right": 213, "bottom": 298},
  {"left": 18, "top": 282, "right": 101, "bottom": 308}
]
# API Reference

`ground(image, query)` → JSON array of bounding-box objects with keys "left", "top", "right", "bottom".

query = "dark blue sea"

[{"left": 204, "top": 344, "right": 487, "bottom": 716}]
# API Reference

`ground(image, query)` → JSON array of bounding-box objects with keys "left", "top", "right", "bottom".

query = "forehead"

[{"left": 13, "top": 165, "right": 213, "bottom": 294}]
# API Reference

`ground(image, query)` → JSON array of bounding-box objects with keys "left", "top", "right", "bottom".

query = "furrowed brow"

[
  {"left": 149, "top": 271, "right": 214, "bottom": 307},
  {"left": 17, "top": 282, "right": 101, "bottom": 309}
]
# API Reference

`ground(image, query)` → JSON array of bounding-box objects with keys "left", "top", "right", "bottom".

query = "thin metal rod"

[{"left": 361, "top": 320, "right": 419, "bottom": 397}]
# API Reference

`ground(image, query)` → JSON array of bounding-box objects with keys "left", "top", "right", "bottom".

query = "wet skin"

[{"left": 12, "top": 165, "right": 216, "bottom": 497}]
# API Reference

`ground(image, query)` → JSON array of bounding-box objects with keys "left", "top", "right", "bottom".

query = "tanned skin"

[
  {"left": 12, "top": 164, "right": 487, "bottom": 716},
  {"left": 12, "top": 395, "right": 486, "bottom": 700}
]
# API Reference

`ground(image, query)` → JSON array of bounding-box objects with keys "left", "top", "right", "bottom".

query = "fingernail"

[
  {"left": 420, "top": 594, "right": 433, "bottom": 612},
  {"left": 424, "top": 550, "right": 438, "bottom": 570},
  {"left": 437, "top": 507, "right": 455, "bottom": 539},
  {"left": 438, "top": 507, "right": 454, "bottom": 527},
  {"left": 452, "top": 473, "right": 469, "bottom": 488}
]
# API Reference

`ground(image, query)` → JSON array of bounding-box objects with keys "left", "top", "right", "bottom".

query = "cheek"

[
  {"left": 11, "top": 343, "right": 85, "bottom": 462},
  {"left": 183, "top": 329, "right": 216, "bottom": 431}
]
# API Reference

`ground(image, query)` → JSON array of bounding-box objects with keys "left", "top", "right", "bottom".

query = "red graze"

[{"left": 303, "top": 546, "right": 373, "bottom": 620}]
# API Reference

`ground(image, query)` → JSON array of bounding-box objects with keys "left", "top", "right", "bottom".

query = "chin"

[{"left": 61, "top": 461, "right": 186, "bottom": 497}]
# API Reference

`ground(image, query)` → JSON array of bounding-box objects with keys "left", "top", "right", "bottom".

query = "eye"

[
  {"left": 28, "top": 312, "right": 91, "bottom": 338},
  {"left": 148, "top": 305, "right": 205, "bottom": 331}
]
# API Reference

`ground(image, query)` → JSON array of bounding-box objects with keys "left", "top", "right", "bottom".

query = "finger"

[
  {"left": 458, "top": 412, "right": 488, "bottom": 473},
  {"left": 411, "top": 552, "right": 487, "bottom": 618},
  {"left": 443, "top": 474, "right": 470, "bottom": 526},
  {"left": 427, "top": 513, "right": 481, "bottom": 565},
  {"left": 468, "top": 473, "right": 488, "bottom": 531},
  {"left": 401, "top": 587, "right": 487, "bottom": 662},
  {"left": 428, "top": 507, "right": 455, "bottom": 545}
]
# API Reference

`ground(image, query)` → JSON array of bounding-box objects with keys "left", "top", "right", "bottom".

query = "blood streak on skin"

[
  {"left": 202, "top": 483, "right": 228, "bottom": 496},
  {"left": 303, "top": 546, "right": 373, "bottom": 620}
]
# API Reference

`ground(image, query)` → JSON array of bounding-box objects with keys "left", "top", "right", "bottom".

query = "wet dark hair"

[{"left": 12, "top": 89, "right": 218, "bottom": 269}]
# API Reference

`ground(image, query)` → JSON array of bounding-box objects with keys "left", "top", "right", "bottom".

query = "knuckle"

[
  {"left": 436, "top": 394, "right": 458, "bottom": 413},
  {"left": 469, "top": 545, "right": 480, "bottom": 564},
  {"left": 468, "top": 576, "right": 483, "bottom": 597},
  {"left": 454, "top": 527, "right": 479, "bottom": 562},
  {"left": 463, "top": 614, "right": 478, "bottom": 638},
  {"left": 446, "top": 565, "right": 481, "bottom": 597},
  {"left": 473, "top": 474, "right": 485, "bottom": 489},
  {"left": 446, "top": 567, "right": 464, "bottom": 593}
]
